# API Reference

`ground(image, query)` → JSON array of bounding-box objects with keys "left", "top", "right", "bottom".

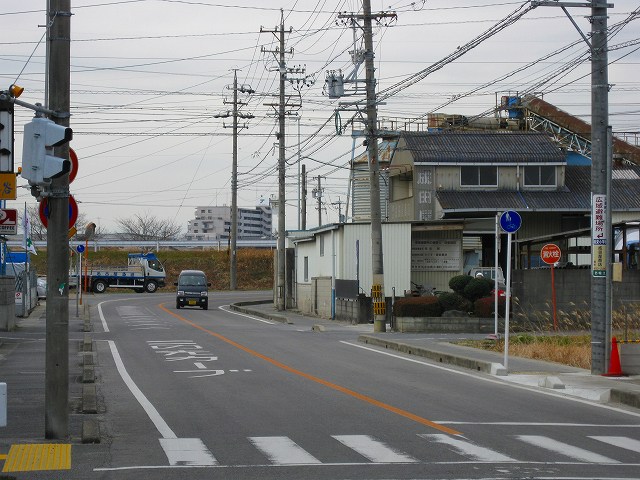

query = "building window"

[
  {"left": 460, "top": 166, "right": 497, "bottom": 186},
  {"left": 304, "top": 257, "right": 309, "bottom": 282},
  {"left": 320, "top": 236, "right": 325, "bottom": 257},
  {"left": 524, "top": 166, "right": 556, "bottom": 186}
]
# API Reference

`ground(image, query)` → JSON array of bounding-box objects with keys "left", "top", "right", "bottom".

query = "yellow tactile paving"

[{"left": 2, "top": 444, "right": 71, "bottom": 472}]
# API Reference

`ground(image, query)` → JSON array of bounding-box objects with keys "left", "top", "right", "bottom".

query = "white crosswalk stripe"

[
  {"left": 419, "top": 434, "right": 516, "bottom": 462},
  {"left": 517, "top": 435, "right": 620, "bottom": 463},
  {"left": 332, "top": 435, "right": 418, "bottom": 463},
  {"left": 589, "top": 436, "right": 640, "bottom": 454},
  {"left": 249, "top": 436, "right": 322, "bottom": 465}
]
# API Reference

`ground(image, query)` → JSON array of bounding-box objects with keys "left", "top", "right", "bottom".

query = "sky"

[{"left": 2, "top": 0, "right": 639, "bottom": 235}]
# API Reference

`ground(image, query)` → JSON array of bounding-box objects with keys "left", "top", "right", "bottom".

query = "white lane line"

[
  {"left": 590, "top": 436, "right": 640, "bottom": 453},
  {"left": 340, "top": 341, "right": 640, "bottom": 419},
  {"left": 159, "top": 438, "right": 217, "bottom": 466},
  {"left": 218, "top": 305, "right": 275, "bottom": 324},
  {"left": 517, "top": 435, "right": 619, "bottom": 463},
  {"left": 107, "top": 340, "right": 176, "bottom": 439},
  {"left": 419, "top": 434, "right": 515, "bottom": 462},
  {"left": 106, "top": 340, "right": 218, "bottom": 466},
  {"left": 249, "top": 436, "right": 321, "bottom": 465},
  {"left": 332, "top": 435, "right": 417, "bottom": 463},
  {"left": 98, "top": 302, "right": 110, "bottom": 333}
]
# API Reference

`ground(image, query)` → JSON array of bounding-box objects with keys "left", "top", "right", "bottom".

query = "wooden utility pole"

[{"left": 46, "top": 0, "right": 71, "bottom": 439}]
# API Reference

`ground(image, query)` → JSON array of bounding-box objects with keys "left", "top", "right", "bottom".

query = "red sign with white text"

[{"left": 541, "top": 243, "right": 561, "bottom": 265}]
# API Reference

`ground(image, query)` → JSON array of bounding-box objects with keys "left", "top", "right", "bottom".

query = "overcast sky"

[{"left": 3, "top": 0, "right": 639, "bottom": 234}]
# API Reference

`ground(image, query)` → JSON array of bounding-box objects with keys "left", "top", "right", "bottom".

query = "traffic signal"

[
  {"left": 0, "top": 101, "right": 13, "bottom": 172},
  {"left": 21, "top": 116, "right": 72, "bottom": 187}
]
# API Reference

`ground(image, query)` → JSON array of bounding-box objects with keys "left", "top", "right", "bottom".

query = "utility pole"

[
  {"left": 301, "top": 164, "right": 307, "bottom": 230},
  {"left": 46, "top": 0, "right": 71, "bottom": 439},
  {"left": 531, "top": 0, "right": 612, "bottom": 375},
  {"left": 261, "top": 11, "right": 305, "bottom": 310},
  {"left": 314, "top": 176, "right": 323, "bottom": 227},
  {"left": 336, "top": 2, "right": 395, "bottom": 331},
  {"left": 217, "top": 70, "right": 254, "bottom": 290},
  {"left": 332, "top": 197, "right": 344, "bottom": 223},
  {"left": 364, "top": 0, "right": 391, "bottom": 332}
]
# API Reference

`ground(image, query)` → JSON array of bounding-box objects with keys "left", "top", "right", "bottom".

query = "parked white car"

[{"left": 37, "top": 276, "right": 47, "bottom": 299}]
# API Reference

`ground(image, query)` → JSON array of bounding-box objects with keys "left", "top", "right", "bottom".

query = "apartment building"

[{"left": 185, "top": 205, "right": 273, "bottom": 241}]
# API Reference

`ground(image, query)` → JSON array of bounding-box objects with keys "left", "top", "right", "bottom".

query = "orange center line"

[{"left": 159, "top": 304, "right": 462, "bottom": 436}]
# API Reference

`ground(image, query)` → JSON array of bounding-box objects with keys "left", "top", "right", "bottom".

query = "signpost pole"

[
  {"left": 551, "top": 264, "right": 557, "bottom": 331},
  {"left": 494, "top": 212, "right": 499, "bottom": 336},
  {"left": 499, "top": 210, "right": 522, "bottom": 374},
  {"left": 504, "top": 231, "right": 512, "bottom": 371}
]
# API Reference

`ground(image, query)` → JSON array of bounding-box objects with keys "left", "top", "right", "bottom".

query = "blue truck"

[{"left": 75, "top": 252, "right": 166, "bottom": 293}]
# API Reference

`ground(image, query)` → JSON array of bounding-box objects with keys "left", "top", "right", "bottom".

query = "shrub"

[
  {"left": 473, "top": 296, "right": 506, "bottom": 317},
  {"left": 463, "top": 277, "right": 493, "bottom": 302},
  {"left": 437, "top": 292, "right": 472, "bottom": 312},
  {"left": 449, "top": 274, "right": 472, "bottom": 294},
  {"left": 393, "top": 296, "right": 443, "bottom": 317}
]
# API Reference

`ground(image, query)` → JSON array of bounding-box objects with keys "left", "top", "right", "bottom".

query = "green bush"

[
  {"left": 449, "top": 274, "right": 472, "bottom": 294},
  {"left": 463, "top": 277, "right": 493, "bottom": 302},
  {"left": 473, "top": 296, "right": 506, "bottom": 317},
  {"left": 393, "top": 296, "right": 443, "bottom": 317},
  {"left": 437, "top": 292, "right": 472, "bottom": 312}
]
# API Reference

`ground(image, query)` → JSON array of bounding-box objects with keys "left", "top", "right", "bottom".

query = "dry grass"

[{"left": 458, "top": 335, "right": 592, "bottom": 369}]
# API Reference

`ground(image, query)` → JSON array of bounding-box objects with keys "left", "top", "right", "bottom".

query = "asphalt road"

[{"left": 10, "top": 291, "right": 640, "bottom": 480}]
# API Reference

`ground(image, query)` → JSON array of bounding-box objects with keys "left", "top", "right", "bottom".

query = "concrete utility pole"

[
  {"left": 363, "top": 0, "right": 387, "bottom": 332},
  {"left": 315, "top": 176, "right": 323, "bottom": 227},
  {"left": 532, "top": 0, "right": 612, "bottom": 374},
  {"left": 218, "top": 70, "right": 253, "bottom": 290},
  {"left": 261, "top": 12, "right": 304, "bottom": 310},
  {"left": 589, "top": 0, "right": 611, "bottom": 375},
  {"left": 46, "top": 0, "right": 71, "bottom": 439},
  {"left": 301, "top": 164, "right": 307, "bottom": 230},
  {"left": 276, "top": 16, "right": 287, "bottom": 310}
]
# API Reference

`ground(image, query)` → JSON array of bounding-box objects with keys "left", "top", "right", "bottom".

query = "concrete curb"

[
  {"left": 230, "top": 301, "right": 292, "bottom": 324},
  {"left": 358, "top": 335, "right": 640, "bottom": 411},
  {"left": 358, "top": 335, "right": 498, "bottom": 374}
]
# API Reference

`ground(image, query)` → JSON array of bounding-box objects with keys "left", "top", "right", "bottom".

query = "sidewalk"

[
  {"left": 233, "top": 301, "right": 640, "bottom": 412},
  {"left": 0, "top": 302, "right": 94, "bottom": 450}
]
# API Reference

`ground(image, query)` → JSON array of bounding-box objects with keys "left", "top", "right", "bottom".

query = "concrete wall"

[{"left": 395, "top": 316, "right": 493, "bottom": 333}]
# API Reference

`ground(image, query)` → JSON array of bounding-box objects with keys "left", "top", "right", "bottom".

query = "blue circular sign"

[
  {"left": 76, "top": 244, "right": 85, "bottom": 253},
  {"left": 500, "top": 210, "right": 522, "bottom": 233}
]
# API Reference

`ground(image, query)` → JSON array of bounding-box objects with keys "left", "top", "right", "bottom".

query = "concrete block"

[
  {"left": 82, "top": 384, "right": 97, "bottom": 414},
  {"left": 490, "top": 363, "right": 507, "bottom": 376},
  {"left": 312, "top": 324, "right": 325, "bottom": 332},
  {"left": 82, "top": 419, "right": 100, "bottom": 444},
  {"left": 620, "top": 343, "right": 640, "bottom": 375},
  {"left": 82, "top": 365, "right": 95, "bottom": 384},
  {"left": 538, "top": 376, "right": 565, "bottom": 389}
]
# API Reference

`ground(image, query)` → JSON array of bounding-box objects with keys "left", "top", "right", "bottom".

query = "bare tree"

[{"left": 115, "top": 211, "right": 182, "bottom": 241}]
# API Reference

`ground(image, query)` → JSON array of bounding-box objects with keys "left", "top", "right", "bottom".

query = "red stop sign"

[{"left": 541, "top": 243, "right": 561, "bottom": 265}]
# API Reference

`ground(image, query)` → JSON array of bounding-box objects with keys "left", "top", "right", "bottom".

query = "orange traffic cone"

[{"left": 602, "top": 337, "right": 625, "bottom": 377}]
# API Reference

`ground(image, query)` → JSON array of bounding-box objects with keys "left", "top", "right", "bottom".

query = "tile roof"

[
  {"left": 402, "top": 131, "right": 566, "bottom": 164},
  {"left": 436, "top": 165, "right": 640, "bottom": 215}
]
